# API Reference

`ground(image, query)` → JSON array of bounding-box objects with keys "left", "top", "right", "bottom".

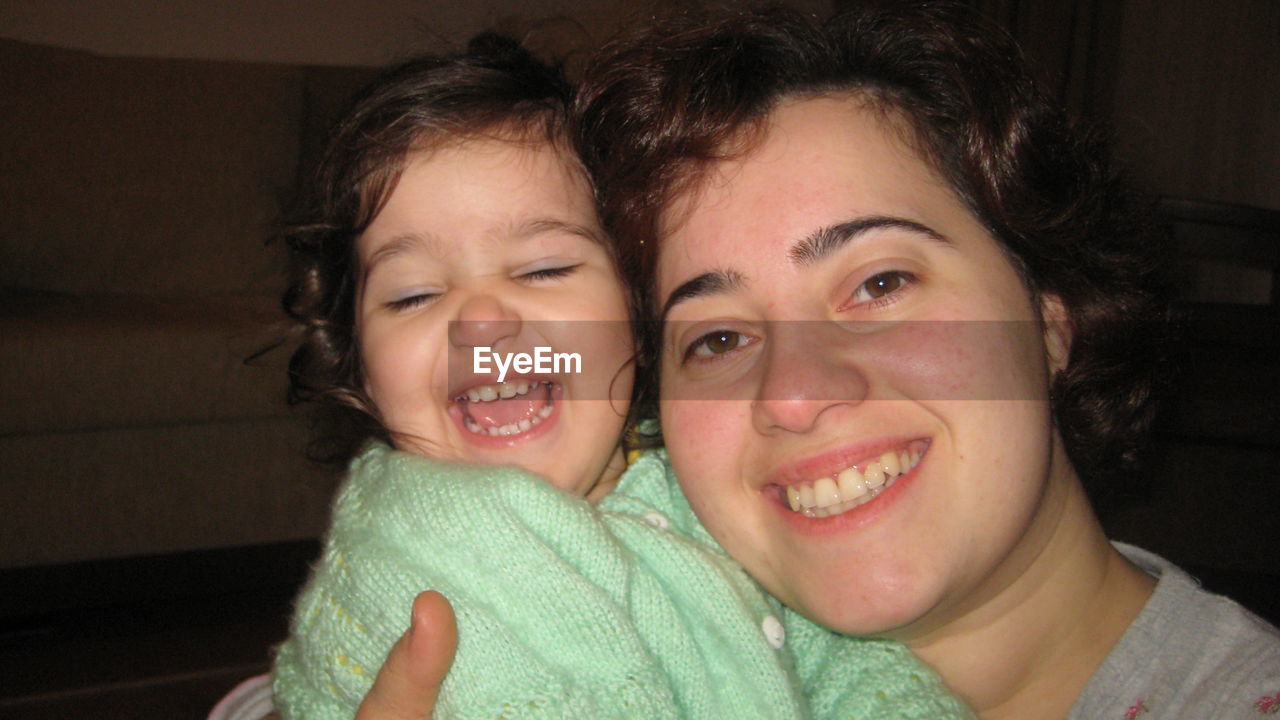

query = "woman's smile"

[{"left": 772, "top": 438, "right": 929, "bottom": 519}]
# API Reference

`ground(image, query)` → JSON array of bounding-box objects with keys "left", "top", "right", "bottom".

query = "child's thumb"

[{"left": 355, "top": 591, "right": 458, "bottom": 720}]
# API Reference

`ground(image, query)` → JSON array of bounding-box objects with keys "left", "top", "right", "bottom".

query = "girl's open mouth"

[{"left": 454, "top": 379, "right": 556, "bottom": 437}]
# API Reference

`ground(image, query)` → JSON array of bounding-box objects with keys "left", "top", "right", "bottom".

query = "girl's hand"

[{"left": 355, "top": 591, "right": 458, "bottom": 720}]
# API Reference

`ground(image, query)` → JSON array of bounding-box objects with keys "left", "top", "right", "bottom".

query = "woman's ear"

[{"left": 1040, "top": 294, "right": 1072, "bottom": 375}]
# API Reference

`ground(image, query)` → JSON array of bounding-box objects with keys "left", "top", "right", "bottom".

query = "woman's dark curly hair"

[
  {"left": 575, "top": 1, "right": 1175, "bottom": 513},
  {"left": 281, "top": 33, "right": 583, "bottom": 464}
]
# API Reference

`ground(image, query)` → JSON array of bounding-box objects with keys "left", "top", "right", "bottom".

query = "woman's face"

[
  {"left": 656, "top": 95, "right": 1076, "bottom": 640},
  {"left": 357, "top": 137, "right": 634, "bottom": 501}
]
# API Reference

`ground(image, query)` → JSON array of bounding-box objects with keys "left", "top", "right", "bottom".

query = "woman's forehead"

[{"left": 655, "top": 96, "right": 964, "bottom": 275}]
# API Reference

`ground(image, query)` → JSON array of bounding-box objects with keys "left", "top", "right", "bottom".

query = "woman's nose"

[
  {"left": 448, "top": 294, "right": 522, "bottom": 349},
  {"left": 751, "top": 322, "right": 870, "bottom": 434}
]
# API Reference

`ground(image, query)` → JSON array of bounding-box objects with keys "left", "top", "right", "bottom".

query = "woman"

[{"left": 572, "top": 3, "right": 1280, "bottom": 718}]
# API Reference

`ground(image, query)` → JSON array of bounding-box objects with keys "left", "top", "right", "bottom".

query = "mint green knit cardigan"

[{"left": 273, "top": 445, "right": 972, "bottom": 719}]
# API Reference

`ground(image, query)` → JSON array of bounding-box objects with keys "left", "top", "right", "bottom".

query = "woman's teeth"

[{"left": 784, "top": 447, "right": 923, "bottom": 518}]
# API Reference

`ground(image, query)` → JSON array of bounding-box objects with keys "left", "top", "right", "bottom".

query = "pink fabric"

[{"left": 208, "top": 673, "right": 275, "bottom": 720}]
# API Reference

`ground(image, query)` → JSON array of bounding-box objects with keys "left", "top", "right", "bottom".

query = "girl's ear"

[{"left": 1040, "top": 294, "right": 1072, "bottom": 375}]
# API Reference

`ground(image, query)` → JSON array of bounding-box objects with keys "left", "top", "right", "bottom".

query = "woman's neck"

[{"left": 905, "top": 468, "right": 1156, "bottom": 720}]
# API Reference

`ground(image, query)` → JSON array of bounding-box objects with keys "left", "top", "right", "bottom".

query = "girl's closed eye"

[
  {"left": 385, "top": 289, "right": 440, "bottom": 312},
  {"left": 518, "top": 263, "right": 581, "bottom": 282}
]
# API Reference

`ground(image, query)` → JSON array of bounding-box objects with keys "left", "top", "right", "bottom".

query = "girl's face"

[
  {"left": 357, "top": 137, "right": 633, "bottom": 501},
  {"left": 656, "top": 96, "right": 1076, "bottom": 641}
]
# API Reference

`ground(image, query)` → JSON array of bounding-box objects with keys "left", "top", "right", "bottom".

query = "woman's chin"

[{"left": 789, "top": 570, "right": 944, "bottom": 640}]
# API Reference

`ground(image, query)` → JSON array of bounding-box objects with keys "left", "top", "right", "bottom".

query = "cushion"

[
  {"left": 0, "top": 38, "right": 303, "bottom": 296},
  {"left": 0, "top": 292, "right": 292, "bottom": 435}
]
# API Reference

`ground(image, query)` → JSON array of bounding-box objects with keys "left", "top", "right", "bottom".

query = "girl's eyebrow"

[
  {"left": 514, "top": 217, "right": 605, "bottom": 245},
  {"left": 362, "top": 232, "right": 436, "bottom": 282},
  {"left": 788, "top": 215, "right": 950, "bottom": 265},
  {"left": 363, "top": 218, "right": 599, "bottom": 281}
]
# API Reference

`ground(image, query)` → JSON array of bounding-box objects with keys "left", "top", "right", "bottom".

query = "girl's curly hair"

[{"left": 280, "top": 33, "right": 577, "bottom": 464}]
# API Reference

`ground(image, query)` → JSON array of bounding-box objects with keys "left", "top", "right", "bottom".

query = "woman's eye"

[
  {"left": 684, "top": 329, "right": 751, "bottom": 362},
  {"left": 520, "top": 264, "right": 579, "bottom": 281},
  {"left": 850, "top": 270, "right": 915, "bottom": 305}
]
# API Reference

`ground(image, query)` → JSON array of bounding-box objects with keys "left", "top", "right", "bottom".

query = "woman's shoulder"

[{"left": 1069, "top": 543, "right": 1280, "bottom": 720}]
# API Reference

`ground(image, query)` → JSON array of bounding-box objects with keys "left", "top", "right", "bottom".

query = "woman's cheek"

[
  {"left": 856, "top": 320, "right": 1046, "bottom": 402},
  {"left": 663, "top": 399, "right": 727, "bottom": 453},
  {"left": 661, "top": 396, "right": 748, "bottom": 499}
]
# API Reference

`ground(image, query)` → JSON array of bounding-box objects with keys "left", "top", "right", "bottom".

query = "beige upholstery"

[{"left": 0, "top": 38, "right": 376, "bottom": 568}]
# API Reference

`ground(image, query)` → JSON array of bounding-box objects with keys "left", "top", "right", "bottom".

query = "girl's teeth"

[
  {"left": 462, "top": 406, "right": 551, "bottom": 438},
  {"left": 458, "top": 382, "right": 554, "bottom": 437},
  {"left": 459, "top": 381, "right": 542, "bottom": 405}
]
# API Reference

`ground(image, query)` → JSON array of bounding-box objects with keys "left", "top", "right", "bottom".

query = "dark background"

[{"left": 1, "top": 0, "right": 1276, "bottom": 716}]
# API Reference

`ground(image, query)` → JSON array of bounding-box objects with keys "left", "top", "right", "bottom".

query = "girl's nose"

[{"left": 448, "top": 294, "right": 522, "bottom": 349}]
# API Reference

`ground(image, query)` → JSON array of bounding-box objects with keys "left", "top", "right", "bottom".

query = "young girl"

[{"left": 268, "top": 34, "right": 971, "bottom": 720}]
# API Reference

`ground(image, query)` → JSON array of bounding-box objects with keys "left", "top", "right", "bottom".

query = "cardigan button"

[
  {"left": 642, "top": 512, "right": 670, "bottom": 530},
  {"left": 762, "top": 614, "right": 785, "bottom": 649}
]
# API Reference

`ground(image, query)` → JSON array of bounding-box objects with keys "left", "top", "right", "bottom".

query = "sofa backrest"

[{"left": 0, "top": 38, "right": 306, "bottom": 297}]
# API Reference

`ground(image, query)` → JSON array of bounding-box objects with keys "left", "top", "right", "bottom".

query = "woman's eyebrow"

[
  {"left": 788, "top": 215, "right": 950, "bottom": 265},
  {"left": 660, "top": 269, "right": 746, "bottom": 323}
]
